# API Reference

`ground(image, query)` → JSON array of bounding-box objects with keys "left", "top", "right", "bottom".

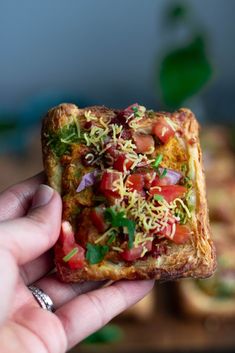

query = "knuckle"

[{"left": 6, "top": 186, "right": 29, "bottom": 215}]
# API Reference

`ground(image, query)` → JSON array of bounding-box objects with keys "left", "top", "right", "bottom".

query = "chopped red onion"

[
  {"left": 158, "top": 168, "right": 182, "bottom": 185},
  {"left": 76, "top": 170, "right": 99, "bottom": 192}
]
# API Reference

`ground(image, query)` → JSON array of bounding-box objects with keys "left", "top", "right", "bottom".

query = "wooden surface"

[
  {"left": 74, "top": 317, "right": 235, "bottom": 353},
  {"left": 71, "top": 284, "right": 235, "bottom": 353}
]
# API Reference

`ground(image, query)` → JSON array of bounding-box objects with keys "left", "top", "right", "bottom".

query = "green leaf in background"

[
  {"left": 164, "top": 2, "right": 189, "bottom": 25},
  {"left": 82, "top": 324, "right": 124, "bottom": 344},
  {"left": 159, "top": 36, "right": 213, "bottom": 109},
  {"left": 0, "top": 120, "right": 18, "bottom": 134}
]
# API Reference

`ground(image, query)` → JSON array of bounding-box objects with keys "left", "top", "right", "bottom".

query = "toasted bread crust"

[{"left": 42, "top": 103, "right": 215, "bottom": 282}]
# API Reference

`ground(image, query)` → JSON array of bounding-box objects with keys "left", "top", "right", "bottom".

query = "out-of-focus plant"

[
  {"left": 81, "top": 324, "right": 124, "bottom": 345},
  {"left": 156, "top": 2, "right": 213, "bottom": 110}
]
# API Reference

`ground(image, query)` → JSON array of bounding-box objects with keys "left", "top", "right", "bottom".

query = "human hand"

[{"left": 0, "top": 174, "right": 154, "bottom": 353}]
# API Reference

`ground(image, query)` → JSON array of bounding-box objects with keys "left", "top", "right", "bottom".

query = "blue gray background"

[{"left": 0, "top": 0, "right": 234, "bottom": 122}]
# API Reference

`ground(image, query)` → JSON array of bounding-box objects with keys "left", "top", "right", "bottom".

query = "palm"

[{"left": 0, "top": 174, "right": 154, "bottom": 353}]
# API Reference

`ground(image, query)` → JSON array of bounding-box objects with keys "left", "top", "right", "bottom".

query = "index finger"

[
  {"left": 0, "top": 172, "right": 45, "bottom": 221},
  {"left": 56, "top": 279, "right": 155, "bottom": 349}
]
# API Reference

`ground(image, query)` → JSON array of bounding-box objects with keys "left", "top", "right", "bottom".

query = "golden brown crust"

[{"left": 42, "top": 103, "right": 215, "bottom": 282}]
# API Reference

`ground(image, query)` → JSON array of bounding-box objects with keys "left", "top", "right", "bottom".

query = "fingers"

[
  {"left": 56, "top": 279, "right": 154, "bottom": 349},
  {"left": 0, "top": 248, "right": 18, "bottom": 326},
  {"left": 0, "top": 172, "right": 45, "bottom": 222},
  {"left": 33, "top": 274, "right": 105, "bottom": 309},
  {"left": 0, "top": 185, "right": 62, "bottom": 265},
  {"left": 20, "top": 250, "right": 54, "bottom": 285}
]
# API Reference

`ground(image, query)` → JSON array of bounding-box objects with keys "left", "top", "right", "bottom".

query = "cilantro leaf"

[
  {"left": 107, "top": 231, "right": 116, "bottom": 245},
  {"left": 153, "top": 154, "right": 163, "bottom": 169},
  {"left": 159, "top": 168, "right": 167, "bottom": 179},
  {"left": 86, "top": 243, "right": 109, "bottom": 264},
  {"left": 104, "top": 208, "right": 136, "bottom": 249},
  {"left": 47, "top": 122, "right": 84, "bottom": 158},
  {"left": 154, "top": 194, "right": 164, "bottom": 202}
]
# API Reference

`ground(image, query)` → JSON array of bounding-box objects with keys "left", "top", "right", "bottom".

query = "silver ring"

[{"left": 28, "top": 285, "right": 55, "bottom": 312}]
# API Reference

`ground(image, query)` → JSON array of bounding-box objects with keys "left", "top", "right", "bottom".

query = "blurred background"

[{"left": 1, "top": 0, "right": 235, "bottom": 352}]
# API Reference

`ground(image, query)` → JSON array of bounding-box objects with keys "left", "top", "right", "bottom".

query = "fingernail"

[{"left": 31, "top": 184, "right": 54, "bottom": 209}]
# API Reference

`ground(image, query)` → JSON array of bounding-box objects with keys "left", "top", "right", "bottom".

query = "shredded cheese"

[
  {"left": 78, "top": 105, "right": 193, "bottom": 258},
  {"left": 112, "top": 246, "right": 124, "bottom": 253},
  {"left": 84, "top": 110, "right": 98, "bottom": 122},
  {"left": 95, "top": 227, "right": 116, "bottom": 244}
]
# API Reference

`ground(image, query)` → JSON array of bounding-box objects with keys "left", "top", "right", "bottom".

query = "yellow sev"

[{"left": 82, "top": 107, "right": 191, "bottom": 257}]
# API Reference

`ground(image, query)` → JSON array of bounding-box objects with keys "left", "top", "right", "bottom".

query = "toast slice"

[{"left": 41, "top": 103, "right": 215, "bottom": 282}]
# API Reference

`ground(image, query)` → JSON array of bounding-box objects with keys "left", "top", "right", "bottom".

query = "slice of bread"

[{"left": 41, "top": 103, "right": 215, "bottom": 282}]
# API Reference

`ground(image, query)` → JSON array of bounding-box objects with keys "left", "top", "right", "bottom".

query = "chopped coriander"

[
  {"left": 153, "top": 154, "right": 163, "bottom": 169},
  {"left": 159, "top": 168, "right": 167, "bottom": 179},
  {"left": 182, "top": 176, "right": 193, "bottom": 188},
  {"left": 47, "top": 122, "right": 84, "bottom": 157},
  {"left": 175, "top": 207, "right": 187, "bottom": 225},
  {"left": 63, "top": 247, "right": 78, "bottom": 262},
  {"left": 107, "top": 232, "right": 116, "bottom": 245},
  {"left": 154, "top": 194, "right": 164, "bottom": 202},
  {"left": 104, "top": 208, "right": 136, "bottom": 249},
  {"left": 131, "top": 106, "right": 138, "bottom": 112},
  {"left": 86, "top": 243, "right": 109, "bottom": 264},
  {"left": 181, "top": 164, "right": 187, "bottom": 173}
]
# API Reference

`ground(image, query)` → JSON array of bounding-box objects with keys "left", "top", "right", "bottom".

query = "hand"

[{"left": 0, "top": 174, "right": 154, "bottom": 353}]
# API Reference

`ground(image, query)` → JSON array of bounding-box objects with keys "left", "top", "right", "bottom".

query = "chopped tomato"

[
  {"left": 113, "top": 154, "right": 133, "bottom": 172},
  {"left": 124, "top": 103, "right": 139, "bottom": 115},
  {"left": 100, "top": 171, "right": 121, "bottom": 198},
  {"left": 90, "top": 206, "right": 108, "bottom": 233},
  {"left": 63, "top": 243, "right": 85, "bottom": 269},
  {"left": 157, "top": 223, "right": 191, "bottom": 245},
  {"left": 150, "top": 185, "right": 187, "bottom": 203},
  {"left": 126, "top": 174, "right": 144, "bottom": 193},
  {"left": 140, "top": 171, "right": 154, "bottom": 189},
  {"left": 106, "top": 145, "right": 119, "bottom": 159},
  {"left": 59, "top": 221, "right": 75, "bottom": 245},
  {"left": 172, "top": 224, "right": 191, "bottom": 244},
  {"left": 133, "top": 133, "right": 155, "bottom": 154},
  {"left": 152, "top": 117, "right": 175, "bottom": 144},
  {"left": 60, "top": 221, "right": 85, "bottom": 269},
  {"left": 121, "top": 240, "right": 152, "bottom": 262}
]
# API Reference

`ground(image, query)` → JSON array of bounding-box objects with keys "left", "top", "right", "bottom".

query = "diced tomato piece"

[
  {"left": 172, "top": 224, "right": 191, "bottom": 244},
  {"left": 121, "top": 240, "right": 152, "bottom": 262},
  {"left": 60, "top": 221, "right": 85, "bottom": 269},
  {"left": 124, "top": 103, "right": 139, "bottom": 115},
  {"left": 133, "top": 133, "right": 155, "bottom": 154},
  {"left": 100, "top": 171, "right": 121, "bottom": 198},
  {"left": 152, "top": 117, "right": 175, "bottom": 144},
  {"left": 90, "top": 206, "right": 108, "bottom": 233},
  {"left": 157, "top": 223, "right": 191, "bottom": 245},
  {"left": 141, "top": 171, "right": 155, "bottom": 189},
  {"left": 126, "top": 174, "right": 144, "bottom": 193},
  {"left": 59, "top": 221, "right": 75, "bottom": 245},
  {"left": 150, "top": 185, "right": 187, "bottom": 203},
  {"left": 106, "top": 145, "right": 119, "bottom": 159},
  {"left": 63, "top": 243, "right": 85, "bottom": 269},
  {"left": 151, "top": 175, "right": 177, "bottom": 187},
  {"left": 113, "top": 154, "right": 133, "bottom": 172}
]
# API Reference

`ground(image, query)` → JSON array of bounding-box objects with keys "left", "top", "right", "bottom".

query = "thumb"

[{"left": 0, "top": 184, "right": 62, "bottom": 265}]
